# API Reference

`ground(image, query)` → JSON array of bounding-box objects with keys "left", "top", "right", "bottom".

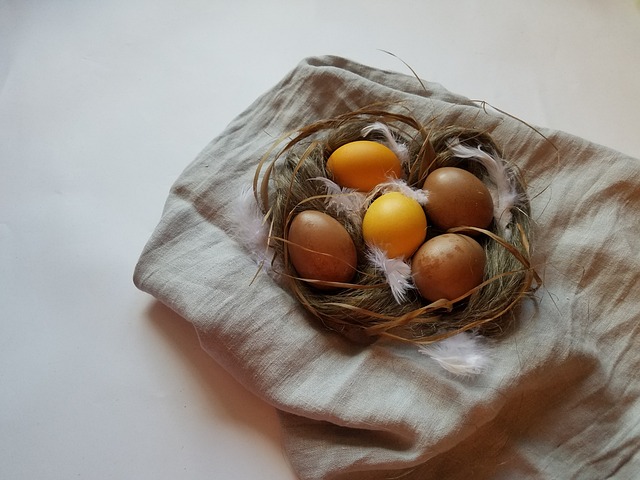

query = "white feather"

[
  {"left": 311, "top": 177, "right": 366, "bottom": 222},
  {"left": 361, "top": 122, "right": 410, "bottom": 166},
  {"left": 447, "top": 139, "right": 518, "bottom": 234},
  {"left": 366, "top": 245, "right": 414, "bottom": 304},
  {"left": 373, "top": 178, "right": 429, "bottom": 206},
  {"left": 227, "top": 186, "right": 273, "bottom": 267},
  {"left": 418, "top": 331, "right": 491, "bottom": 376}
]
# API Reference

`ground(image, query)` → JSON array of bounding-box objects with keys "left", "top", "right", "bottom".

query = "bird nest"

[{"left": 248, "top": 106, "right": 540, "bottom": 345}]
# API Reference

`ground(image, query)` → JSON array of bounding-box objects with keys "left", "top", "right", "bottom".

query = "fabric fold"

[{"left": 134, "top": 55, "right": 640, "bottom": 479}]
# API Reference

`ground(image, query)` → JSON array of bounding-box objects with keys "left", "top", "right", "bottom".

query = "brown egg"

[
  {"left": 287, "top": 210, "right": 357, "bottom": 289},
  {"left": 422, "top": 167, "right": 493, "bottom": 232},
  {"left": 412, "top": 233, "right": 486, "bottom": 302}
]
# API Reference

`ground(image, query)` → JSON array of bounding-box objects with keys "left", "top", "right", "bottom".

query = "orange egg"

[
  {"left": 411, "top": 233, "right": 486, "bottom": 302},
  {"left": 326, "top": 141, "right": 403, "bottom": 192},
  {"left": 422, "top": 167, "right": 493, "bottom": 232},
  {"left": 362, "top": 192, "right": 427, "bottom": 259},
  {"left": 287, "top": 210, "right": 357, "bottom": 289}
]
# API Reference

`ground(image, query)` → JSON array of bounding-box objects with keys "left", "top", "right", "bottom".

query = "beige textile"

[{"left": 134, "top": 56, "right": 640, "bottom": 479}]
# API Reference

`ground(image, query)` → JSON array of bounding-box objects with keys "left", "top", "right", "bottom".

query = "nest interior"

[{"left": 256, "top": 108, "right": 540, "bottom": 344}]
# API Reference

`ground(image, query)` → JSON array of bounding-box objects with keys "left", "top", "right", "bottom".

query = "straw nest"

[{"left": 253, "top": 106, "right": 540, "bottom": 345}]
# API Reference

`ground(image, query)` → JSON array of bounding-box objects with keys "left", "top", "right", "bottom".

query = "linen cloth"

[{"left": 134, "top": 56, "right": 640, "bottom": 479}]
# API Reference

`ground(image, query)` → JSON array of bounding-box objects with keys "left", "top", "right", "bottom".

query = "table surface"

[{"left": 2, "top": 1, "right": 639, "bottom": 479}]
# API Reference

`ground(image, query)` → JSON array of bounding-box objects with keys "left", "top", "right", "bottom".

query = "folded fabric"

[{"left": 134, "top": 56, "right": 640, "bottom": 479}]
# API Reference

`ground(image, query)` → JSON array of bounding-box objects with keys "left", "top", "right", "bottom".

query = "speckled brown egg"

[
  {"left": 287, "top": 210, "right": 357, "bottom": 289},
  {"left": 412, "top": 233, "right": 486, "bottom": 302},
  {"left": 422, "top": 167, "right": 493, "bottom": 232}
]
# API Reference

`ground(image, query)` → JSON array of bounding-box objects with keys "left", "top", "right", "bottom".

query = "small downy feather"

[
  {"left": 227, "top": 185, "right": 273, "bottom": 268},
  {"left": 366, "top": 245, "right": 413, "bottom": 304},
  {"left": 447, "top": 139, "right": 518, "bottom": 234},
  {"left": 418, "top": 331, "right": 491, "bottom": 376},
  {"left": 311, "top": 177, "right": 366, "bottom": 222},
  {"left": 361, "top": 122, "right": 410, "bottom": 166},
  {"left": 373, "top": 178, "right": 429, "bottom": 206}
]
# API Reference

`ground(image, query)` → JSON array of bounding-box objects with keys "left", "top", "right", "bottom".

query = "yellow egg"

[
  {"left": 326, "top": 141, "right": 402, "bottom": 192},
  {"left": 362, "top": 192, "right": 427, "bottom": 259}
]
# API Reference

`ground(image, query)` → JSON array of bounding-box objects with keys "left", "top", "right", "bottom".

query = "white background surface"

[{"left": 2, "top": 1, "right": 639, "bottom": 479}]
